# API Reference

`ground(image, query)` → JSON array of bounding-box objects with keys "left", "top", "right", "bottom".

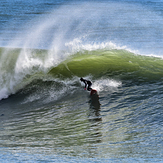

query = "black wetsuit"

[{"left": 81, "top": 78, "right": 92, "bottom": 91}]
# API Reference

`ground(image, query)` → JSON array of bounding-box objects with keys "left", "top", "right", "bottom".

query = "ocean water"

[{"left": 0, "top": 0, "right": 163, "bottom": 162}]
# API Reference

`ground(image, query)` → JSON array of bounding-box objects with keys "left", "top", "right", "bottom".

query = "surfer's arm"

[
  {"left": 80, "top": 78, "right": 87, "bottom": 90},
  {"left": 82, "top": 80, "right": 87, "bottom": 89},
  {"left": 84, "top": 81, "right": 87, "bottom": 89}
]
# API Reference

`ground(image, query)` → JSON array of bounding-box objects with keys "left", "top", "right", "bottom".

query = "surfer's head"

[{"left": 80, "top": 77, "right": 84, "bottom": 81}]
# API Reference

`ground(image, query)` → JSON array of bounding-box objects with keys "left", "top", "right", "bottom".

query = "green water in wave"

[{"left": 49, "top": 49, "right": 163, "bottom": 81}]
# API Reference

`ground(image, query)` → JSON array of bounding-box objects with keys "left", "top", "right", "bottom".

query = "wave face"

[
  {"left": 0, "top": 44, "right": 163, "bottom": 101},
  {"left": 49, "top": 48, "right": 163, "bottom": 80},
  {"left": 1, "top": 1, "right": 163, "bottom": 102}
]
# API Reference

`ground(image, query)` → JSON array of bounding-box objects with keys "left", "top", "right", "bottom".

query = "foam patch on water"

[{"left": 92, "top": 78, "right": 122, "bottom": 92}]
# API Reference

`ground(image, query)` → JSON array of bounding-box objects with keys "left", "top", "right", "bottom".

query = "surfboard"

[{"left": 90, "top": 89, "right": 97, "bottom": 96}]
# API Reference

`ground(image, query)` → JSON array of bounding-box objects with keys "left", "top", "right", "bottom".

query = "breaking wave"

[{"left": 0, "top": 42, "right": 163, "bottom": 101}]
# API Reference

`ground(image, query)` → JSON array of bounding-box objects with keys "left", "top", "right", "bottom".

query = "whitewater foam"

[
  {"left": 93, "top": 78, "right": 122, "bottom": 93},
  {"left": 65, "top": 38, "right": 127, "bottom": 54}
]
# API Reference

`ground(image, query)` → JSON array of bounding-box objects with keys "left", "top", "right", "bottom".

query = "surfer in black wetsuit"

[{"left": 80, "top": 78, "right": 92, "bottom": 91}]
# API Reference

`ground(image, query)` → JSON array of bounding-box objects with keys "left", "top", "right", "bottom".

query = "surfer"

[{"left": 80, "top": 78, "right": 92, "bottom": 91}]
